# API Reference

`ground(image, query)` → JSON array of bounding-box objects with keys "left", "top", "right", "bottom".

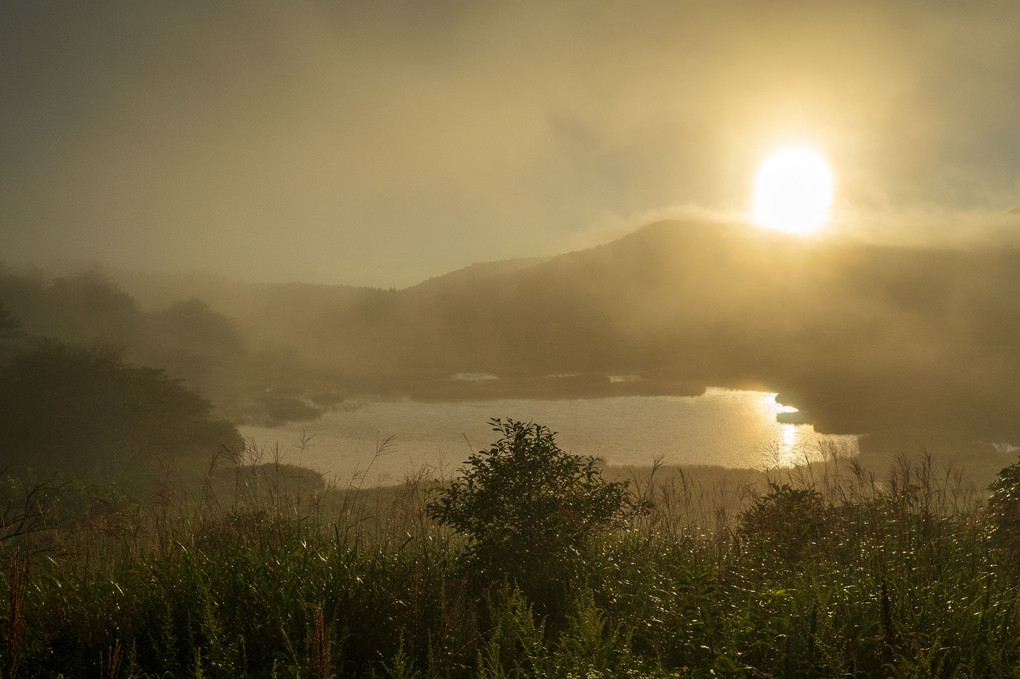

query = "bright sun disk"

[{"left": 752, "top": 146, "right": 834, "bottom": 235}]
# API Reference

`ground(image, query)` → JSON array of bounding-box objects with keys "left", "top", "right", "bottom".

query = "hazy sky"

[{"left": 3, "top": 1, "right": 1018, "bottom": 287}]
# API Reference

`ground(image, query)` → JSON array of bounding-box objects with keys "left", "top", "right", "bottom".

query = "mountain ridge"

[{"left": 11, "top": 218, "right": 1017, "bottom": 467}]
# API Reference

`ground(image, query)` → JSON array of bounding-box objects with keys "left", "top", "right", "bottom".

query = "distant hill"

[
  {"left": 406, "top": 257, "right": 549, "bottom": 293},
  {"left": 92, "top": 219, "right": 1020, "bottom": 462}
]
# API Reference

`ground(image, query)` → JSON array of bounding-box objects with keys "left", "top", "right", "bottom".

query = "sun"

[{"left": 752, "top": 146, "right": 834, "bottom": 236}]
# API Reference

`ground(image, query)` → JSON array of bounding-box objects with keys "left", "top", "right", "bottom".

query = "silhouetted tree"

[
  {"left": 42, "top": 269, "right": 142, "bottom": 343},
  {"left": 0, "top": 302, "right": 18, "bottom": 334},
  {"left": 0, "top": 340, "right": 240, "bottom": 481},
  {"left": 0, "top": 301, "right": 29, "bottom": 370},
  {"left": 0, "top": 268, "right": 142, "bottom": 346},
  {"left": 136, "top": 298, "right": 247, "bottom": 393}
]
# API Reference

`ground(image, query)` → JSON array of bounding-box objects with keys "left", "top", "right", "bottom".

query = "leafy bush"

[
  {"left": 3, "top": 446, "right": 1020, "bottom": 678},
  {"left": 987, "top": 454, "right": 1020, "bottom": 556},
  {"left": 428, "top": 419, "right": 645, "bottom": 618},
  {"left": 738, "top": 483, "right": 827, "bottom": 563}
]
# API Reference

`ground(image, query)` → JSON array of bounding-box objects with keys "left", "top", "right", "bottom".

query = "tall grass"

[{"left": 2, "top": 442, "right": 1018, "bottom": 678}]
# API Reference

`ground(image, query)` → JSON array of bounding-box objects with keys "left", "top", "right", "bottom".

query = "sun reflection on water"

[
  {"left": 777, "top": 423, "right": 802, "bottom": 466},
  {"left": 240, "top": 389, "right": 859, "bottom": 483},
  {"left": 759, "top": 392, "right": 812, "bottom": 466},
  {"left": 760, "top": 392, "right": 799, "bottom": 418}
]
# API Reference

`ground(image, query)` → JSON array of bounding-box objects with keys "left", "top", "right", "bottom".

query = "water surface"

[{"left": 239, "top": 388, "right": 857, "bottom": 486}]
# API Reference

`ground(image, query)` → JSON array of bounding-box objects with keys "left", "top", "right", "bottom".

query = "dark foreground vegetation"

[{"left": 3, "top": 420, "right": 1020, "bottom": 678}]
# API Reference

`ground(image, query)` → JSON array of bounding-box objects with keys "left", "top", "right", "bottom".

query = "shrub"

[
  {"left": 987, "top": 454, "right": 1020, "bottom": 556},
  {"left": 738, "top": 483, "right": 827, "bottom": 563},
  {"left": 428, "top": 419, "right": 645, "bottom": 617}
]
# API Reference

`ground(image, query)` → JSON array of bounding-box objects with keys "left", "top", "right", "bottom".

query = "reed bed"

[{"left": 2, "top": 440, "right": 1018, "bottom": 678}]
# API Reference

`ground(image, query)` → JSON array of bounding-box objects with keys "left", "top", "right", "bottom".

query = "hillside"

[
  {"left": 8, "top": 219, "right": 1019, "bottom": 466},
  {"left": 317, "top": 220, "right": 1020, "bottom": 449}
]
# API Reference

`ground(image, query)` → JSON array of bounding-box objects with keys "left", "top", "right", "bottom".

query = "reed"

[{"left": 0, "top": 442, "right": 1017, "bottom": 678}]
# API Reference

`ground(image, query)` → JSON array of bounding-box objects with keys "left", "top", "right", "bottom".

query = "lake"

[{"left": 238, "top": 388, "right": 858, "bottom": 486}]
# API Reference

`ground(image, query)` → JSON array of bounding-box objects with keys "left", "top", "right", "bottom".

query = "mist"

[
  {"left": 6, "top": 2, "right": 1020, "bottom": 675},
  {"left": 5, "top": 217, "right": 1020, "bottom": 481},
  {"left": 3, "top": 1, "right": 1020, "bottom": 286}
]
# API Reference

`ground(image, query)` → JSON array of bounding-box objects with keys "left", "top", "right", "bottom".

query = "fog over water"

[
  {"left": 4, "top": 217, "right": 1019, "bottom": 487},
  {"left": 4, "top": 4, "right": 1020, "bottom": 673},
  {"left": 2, "top": 2, "right": 1020, "bottom": 491}
]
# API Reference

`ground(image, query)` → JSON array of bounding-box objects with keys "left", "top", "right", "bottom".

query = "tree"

[
  {"left": 428, "top": 419, "right": 644, "bottom": 616},
  {"left": 39, "top": 269, "right": 143, "bottom": 344},
  {"left": 0, "top": 301, "right": 18, "bottom": 335},
  {"left": 0, "top": 340, "right": 240, "bottom": 481},
  {"left": 0, "top": 301, "right": 25, "bottom": 367},
  {"left": 137, "top": 298, "right": 247, "bottom": 395}
]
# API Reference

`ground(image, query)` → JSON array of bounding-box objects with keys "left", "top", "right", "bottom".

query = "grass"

[{"left": 2, "top": 442, "right": 1019, "bottom": 678}]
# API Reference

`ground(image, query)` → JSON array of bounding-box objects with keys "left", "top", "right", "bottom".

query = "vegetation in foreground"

[{"left": 2, "top": 420, "right": 1020, "bottom": 678}]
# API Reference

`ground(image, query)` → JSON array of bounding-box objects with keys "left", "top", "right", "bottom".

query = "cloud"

[{"left": 2, "top": 1, "right": 1019, "bottom": 286}]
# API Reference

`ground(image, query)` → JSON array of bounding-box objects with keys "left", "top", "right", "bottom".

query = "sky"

[{"left": 2, "top": 1, "right": 1019, "bottom": 288}]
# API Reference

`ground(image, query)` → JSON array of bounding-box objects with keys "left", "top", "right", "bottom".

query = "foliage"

[
  {"left": 135, "top": 298, "right": 248, "bottom": 396},
  {"left": 1, "top": 435, "right": 1019, "bottom": 678},
  {"left": 738, "top": 482, "right": 828, "bottom": 563},
  {"left": 0, "top": 339, "right": 240, "bottom": 481},
  {"left": 0, "top": 266, "right": 338, "bottom": 425},
  {"left": 0, "top": 302, "right": 18, "bottom": 335},
  {"left": 428, "top": 419, "right": 644, "bottom": 617},
  {"left": 0, "top": 269, "right": 143, "bottom": 346},
  {"left": 1, "top": 475, "right": 62, "bottom": 550},
  {"left": 987, "top": 454, "right": 1020, "bottom": 556}
]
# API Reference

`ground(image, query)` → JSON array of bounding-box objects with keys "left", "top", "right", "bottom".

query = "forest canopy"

[{"left": 0, "top": 339, "right": 240, "bottom": 481}]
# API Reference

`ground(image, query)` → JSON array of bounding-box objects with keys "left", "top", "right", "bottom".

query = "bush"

[
  {"left": 738, "top": 483, "right": 827, "bottom": 563},
  {"left": 428, "top": 418, "right": 645, "bottom": 618},
  {"left": 987, "top": 454, "right": 1020, "bottom": 556}
]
